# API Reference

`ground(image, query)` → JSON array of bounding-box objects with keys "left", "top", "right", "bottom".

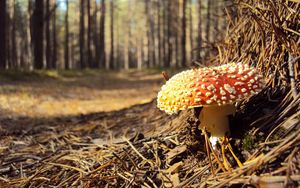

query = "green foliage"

[
  {"left": 242, "top": 134, "right": 257, "bottom": 151},
  {"left": 242, "top": 132, "right": 264, "bottom": 151}
]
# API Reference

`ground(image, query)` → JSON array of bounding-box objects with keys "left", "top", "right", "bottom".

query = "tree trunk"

[
  {"left": 124, "top": 0, "right": 130, "bottom": 70},
  {"left": 166, "top": 0, "right": 172, "bottom": 67},
  {"left": 0, "top": 0, "right": 6, "bottom": 69},
  {"left": 145, "top": 0, "right": 156, "bottom": 68},
  {"left": 64, "top": 0, "right": 69, "bottom": 69},
  {"left": 11, "top": 0, "right": 18, "bottom": 68},
  {"left": 26, "top": 0, "right": 33, "bottom": 70},
  {"left": 115, "top": 4, "right": 120, "bottom": 69},
  {"left": 206, "top": 0, "right": 211, "bottom": 44},
  {"left": 99, "top": 0, "right": 106, "bottom": 68},
  {"left": 80, "top": 0, "right": 86, "bottom": 69},
  {"left": 174, "top": 0, "right": 179, "bottom": 67},
  {"left": 93, "top": 0, "right": 99, "bottom": 68},
  {"left": 87, "top": 0, "right": 92, "bottom": 68},
  {"left": 137, "top": 36, "right": 142, "bottom": 70},
  {"left": 196, "top": 0, "right": 202, "bottom": 62},
  {"left": 181, "top": 0, "right": 187, "bottom": 67},
  {"left": 189, "top": 0, "right": 193, "bottom": 64},
  {"left": 52, "top": 0, "right": 57, "bottom": 69},
  {"left": 214, "top": 0, "right": 219, "bottom": 40},
  {"left": 157, "top": 0, "right": 162, "bottom": 67},
  {"left": 46, "top": 0, "right": 52, "bottom": 69},
  {"left": 109, "top": 0, "right": 114, "bottom": 69},
  {"left": 162, "top": 0, "right": 166, "bottom": 68},
  {"left": 70, "top": 33, "right": 75, "bottom": 68},
  {"left": 33, "top": 0, "right": 44, "bottom": 69},
  {"left": 205, "top": 0, "right": 211, "bottom": 58}
]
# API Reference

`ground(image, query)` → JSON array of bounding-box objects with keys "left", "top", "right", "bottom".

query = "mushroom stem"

[{"left": 199, "top": 104, "right": 236, "bottom": 137}]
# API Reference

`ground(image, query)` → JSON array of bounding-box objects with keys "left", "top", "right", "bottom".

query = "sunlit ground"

[{"left": 0, "top": 70, "right": 164, "bottom": 118}]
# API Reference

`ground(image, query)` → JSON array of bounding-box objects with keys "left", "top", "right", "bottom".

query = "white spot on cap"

[
  {"left": 224, "top": 84, "right": 236, "bottom": 94},
  {"left": 205, "top": 92, "right": 212, "bottom": 97},
  {"left": 211, "top": 95, "right": 218, "bottom": 101},
  {"left": 189, "top": 83, "right": 195, "bottom": 88},
  {"left": 220, "top": 87, "right": 226, "bottom": 95},
  {"left": 186, "top": 91, "right": 192, "bottom": 97},
  {"left": 196, "top": 92, "right": 202, "bottom": 97},
  {"left": 195, "top": 98, "right": 201, "bottom": 102},
  {"left": 248, "top": 70, "right": 255, "bottom": 77},
  {"left": 206, "top": 100, "right": 212, "bottom": 104},
  {"left": 207, "top": 84, "right": 216, "bottom": 92},
  {"left": 241, "top": 88, "right": 247, "bottom": 93},
  {"left": 234, "top": 82, "right": 245, "bottom": 86}
]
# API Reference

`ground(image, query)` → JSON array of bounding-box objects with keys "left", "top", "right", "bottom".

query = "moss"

[
  {"left": 242, "top": 134, "right": 257, "bottom": 151},
  {"left": 242, "top": 131, "right": 265, "bottom": 151}
]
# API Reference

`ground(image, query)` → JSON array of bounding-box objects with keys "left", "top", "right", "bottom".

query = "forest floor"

[
  {"left": 0, "top": 69, "right": 175, "bottom": 152},
  {"left": 0, "top": 70, "right": 299, "bottom": 187},
  {"left": 0, "top": 70, "right": 185, "bottom": 187},
  {"left": 0, "top": 70, "right": 164, "bottom": 119}
]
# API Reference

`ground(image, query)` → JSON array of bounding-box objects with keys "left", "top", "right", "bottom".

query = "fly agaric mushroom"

[{"left": 157, "top": 62, "right": 265, "bottom": 169}]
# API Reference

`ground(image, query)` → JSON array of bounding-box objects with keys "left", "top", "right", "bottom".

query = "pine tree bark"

[
  {"left": 99, "top": 0, "right": 106, "bottom": 68},
  {"left": 80, "top": 0, "right": 86, "bottom": 69},
  {"left": 46, "top": 0, "right": 52, "bottom": 69},
  {"left": 52, "top": 0, "right": 57, "bottom": 69},
  {"left": 64, "top": 0, "right": 69, "bottom": 69},
  {"left": 145, "top": 0, "right": 156, "bottom": 68},
  {"left": 26, "top": 0, "right": 33, "bottom": 70},
  {"left": 206, "top": 0, "right": 211, "bottom": 44},
  {"left": 181, "top": 0, "right": 187, "bottom": 67},
  {"left": 166, "top": 0, "right": 172, "bottom": 67},
  {"left": 124, "top": 0, "right": 130, "bottom": 70},
  {"left": 109, "top": 0, "right": 114, "bottom": 69},
  {"left": 115, "top": 5, "right": 120, "bottom": 69},
  {"left": 87, "top": 0, "right": 92, "bottom": 68},
  {"left": 196, "top": 0, "right": 202, "bottom": 62},
  {"left": 137, "top": 37, "right": 142, "bottom": 70},
  {"left": 189, "top": 0, "right": 193, "bottom": 63},
  {"left": 162, "top": 0, "right": 167, "bottom": 67},
  {"left": 11, "top": 0, "right": 18, "bottom": 68},
  {"left": 157, "top": 0, "right": 162, "bottom": 67},
  {"left": 93, "top": 0, "right": 99, "bottom": 68},
  {"left": 33, "top": 0, "right": 44, "bottom": 69},
  {"left": 0, "top": 0, "right": 6, "bottom": 69},
  {"left": 205, "top": 0, "right": 211, "bottom": 58},
  {"left": 174, "top": 0, "right": 179, "bottom": 67}
]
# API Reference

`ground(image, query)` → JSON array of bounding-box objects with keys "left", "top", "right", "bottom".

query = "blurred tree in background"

[{"left": 0, "top": 0, "right": 234, "bottom": 70}]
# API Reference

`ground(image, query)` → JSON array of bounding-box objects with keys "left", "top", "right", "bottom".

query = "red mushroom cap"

[{"left": 157, "top": 63, "right": 265, "bottom": 114}]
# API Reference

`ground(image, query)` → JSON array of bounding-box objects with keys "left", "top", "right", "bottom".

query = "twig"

[
  {"left": 161, "top": 71, "right": 170, "bottom": 81},
  {"left": 122, "top": 148, "right": 139, "bottom": 170},
  {"left": 288, "top": 54, "right": 300, "bottom": 99},
  {"left": 48, "top": 162, "right": 87, "bottom": 174},
  {"left": 175, "top": 165, "right": 210, "bottom": 188},
  {"left": 123, "top": 137, "right": 148, "bottom": 161}
]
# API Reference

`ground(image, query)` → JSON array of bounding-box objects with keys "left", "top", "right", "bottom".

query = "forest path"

[{"left": 0, "top": 70, "right": 163, "bottom": 119}]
